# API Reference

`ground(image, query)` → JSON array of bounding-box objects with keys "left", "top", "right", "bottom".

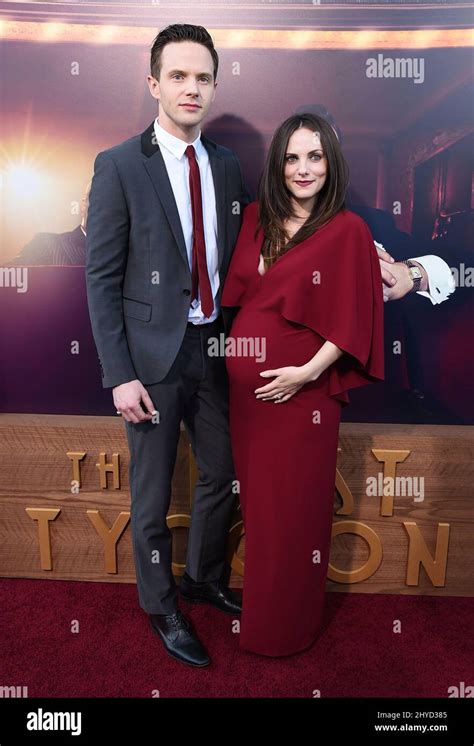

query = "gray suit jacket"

[{"left": 86, "top": 121, "right": 250, "bottom": 389}]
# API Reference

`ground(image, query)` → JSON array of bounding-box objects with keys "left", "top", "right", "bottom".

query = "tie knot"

[{"left": 185, "top": 144, "right": 196, "bottom": 160}]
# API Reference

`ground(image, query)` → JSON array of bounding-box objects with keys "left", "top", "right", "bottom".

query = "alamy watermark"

[
  {"left": 0, "top": 684, "right": 28, "bottom": 697},
  {"left": 207, "top": 334, "right": 266, "bottom": 363},
  {"left": 366, "top": 54, "right": 424, "bottom": 84},
  {"left": 26, "top": 708, "right": 82, "bottom": 736},
  {"left": 0, "top": 266, "right": 28, "bottom": 292},
  {"left": 366, "top": 472, "right": 425, "bottom": 502}
]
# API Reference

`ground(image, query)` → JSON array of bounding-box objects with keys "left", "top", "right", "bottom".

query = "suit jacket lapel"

[
  {"left": 141, "top": 122, "right": 189, "bottom": 271},
  {"left": 141, "top": 122, "right": 227, "bottom": 273},
  {"left": 202, "top": 134, "right": 227, "bottom": 271}
]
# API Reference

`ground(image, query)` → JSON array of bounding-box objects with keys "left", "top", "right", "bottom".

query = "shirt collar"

[{"left": 154, "top": 117, "right": 204, "bottom": 161}]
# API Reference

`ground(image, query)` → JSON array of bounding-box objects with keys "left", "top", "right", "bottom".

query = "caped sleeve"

[
  {"left": 279, "top": 212, "right": 385, "bottom": 405},
  {"left": 221, "top": 201, "right": 260, "bottom": 309}
]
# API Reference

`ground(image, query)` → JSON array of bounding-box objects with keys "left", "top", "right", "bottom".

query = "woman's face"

[{"left": 283, "top": 127, "right": 328, "bottom": 205}]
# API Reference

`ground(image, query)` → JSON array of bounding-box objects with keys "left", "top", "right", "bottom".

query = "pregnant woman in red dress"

[{"left": 221, "top": 113, "right": 384, "bottom": 657}]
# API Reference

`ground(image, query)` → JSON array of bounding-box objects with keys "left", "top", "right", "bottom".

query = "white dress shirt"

[
  {"left": 407, "top": 254, "right": 455, "bottom": 304},
  {"left": 153, "top": 118, "right": 220, "bottom": 324},
  {"left": 374, "top": 241, "right": 455, "bottom": 304}
]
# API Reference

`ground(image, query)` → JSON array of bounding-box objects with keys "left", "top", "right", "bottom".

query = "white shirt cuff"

[{"left": 408, "top": 254, "right": 456, "bottom": 305}]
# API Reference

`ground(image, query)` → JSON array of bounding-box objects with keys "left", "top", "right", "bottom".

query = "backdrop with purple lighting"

[{"left": 0, "top": 1, "right": 473, "bottom": 595}]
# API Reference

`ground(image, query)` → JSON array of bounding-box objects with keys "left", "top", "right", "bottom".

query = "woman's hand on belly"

[{"left": 254, "top": 365, "right": 316, "bottom": 403}]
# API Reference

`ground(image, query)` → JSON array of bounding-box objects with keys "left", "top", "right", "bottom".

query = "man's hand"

[
  {"left": 374, "top": 242, "right": 429, "bottom": 302},
  {"left": 374, "top": 243, "right": 398, "bottom": 289},
  {"left": 381, "top": 260, "right": 428, "bottom": 302},
  {"left": 113, "top": 379, "right": 157, "bottom": 423}
]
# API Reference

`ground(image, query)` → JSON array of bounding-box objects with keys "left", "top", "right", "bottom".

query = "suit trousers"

[{"left": 125, "top": 314, "right": 237, "bottom": 614}]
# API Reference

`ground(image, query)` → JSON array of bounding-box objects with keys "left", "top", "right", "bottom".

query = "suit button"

[{"left": 182, "top": 289, "right": 191, "bottom": 296}]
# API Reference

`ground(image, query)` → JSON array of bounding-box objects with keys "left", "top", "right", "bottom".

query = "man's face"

[{"left": 148, "top": 41, "right": 217, "bottom": 132}]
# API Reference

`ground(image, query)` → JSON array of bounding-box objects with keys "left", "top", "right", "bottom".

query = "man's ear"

[{"left": 147, "top": 75, "right": 160, "bottom": 102}]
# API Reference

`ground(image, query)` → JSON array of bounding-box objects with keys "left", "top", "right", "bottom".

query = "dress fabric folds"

[{"left": 222, "top": 201, "right": 384, "bottom": 656}]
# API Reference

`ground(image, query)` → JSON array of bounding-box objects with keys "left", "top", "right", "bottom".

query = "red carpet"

[{"left": 1, "top": 578, "right": 472, "bottom": 698}]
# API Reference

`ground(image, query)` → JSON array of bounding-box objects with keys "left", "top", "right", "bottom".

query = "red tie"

[{"left": 185, "top": 145, "right": 214, "bottom": 318}]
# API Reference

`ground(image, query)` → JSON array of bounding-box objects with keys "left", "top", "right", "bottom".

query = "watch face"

[{"left": 409, "top": 266, "right": 423, "bottom": 280}]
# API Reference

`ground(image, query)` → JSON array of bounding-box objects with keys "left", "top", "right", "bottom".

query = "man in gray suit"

[{"left": 86, "top": 24, "right": 247, "bottom": 667}]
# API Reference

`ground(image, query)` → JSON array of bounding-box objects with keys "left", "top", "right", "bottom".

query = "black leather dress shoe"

[
  {"left": 180, "top": 572, "right": 242, "bottom": 615},
  {"left": 149, "top": 610, "right": 210, "bottom": 667}
]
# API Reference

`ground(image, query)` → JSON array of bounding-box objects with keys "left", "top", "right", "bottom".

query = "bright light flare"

[{"left": 5, "top": 163, "right": 46, "bottom": 199}]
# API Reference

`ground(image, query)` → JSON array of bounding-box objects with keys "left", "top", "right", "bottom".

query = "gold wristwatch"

[{"left": 402, "top": 260, "right": 423, "bottom": 293}]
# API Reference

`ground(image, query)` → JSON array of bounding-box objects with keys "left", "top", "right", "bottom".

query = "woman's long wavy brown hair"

[{"left": 258, "top": 113, "right": 349, "bottom": 267}]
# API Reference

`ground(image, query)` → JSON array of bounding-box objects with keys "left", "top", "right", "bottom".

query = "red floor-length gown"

[{"left": 221, "top": 201, "right": 384, "bottom": 657}]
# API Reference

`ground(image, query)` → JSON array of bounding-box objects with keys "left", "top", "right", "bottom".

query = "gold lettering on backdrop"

[
  {"left": 371, "top": 449, "right": 410, "bottom": 516},
  {"left": 66, "top": 452, "right": 86, "bottom": 486},
  {"left": 37, "top": 446, "right": 452, "bottom": 589},
  {"left": 96, "top": 453, "right": 120, "bottom": 489},
  {"left": 86, "top": 510, "right": 130, "bottom": 574},
  {"left": 25, "top": 508, "right": 61, "bottom": 570},
  {"left": 228, "top": 520, "right": 245, "bottom": 576},
  {"left": 403, "top": 522, "right": 450, "bottom": 586},
  {"left": 335, "top": 469, "right": 354, "bottom": 515},
  {"left": 167, "top": 514, "right": 191, "bottom": 576},
  {"left": 328, "top": 521, "right": 383, "bottom": 583}
]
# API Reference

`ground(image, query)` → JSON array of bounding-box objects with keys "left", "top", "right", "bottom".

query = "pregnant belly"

[{"left": 225, "top": 308, "right": 324, "bottom": 387}]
